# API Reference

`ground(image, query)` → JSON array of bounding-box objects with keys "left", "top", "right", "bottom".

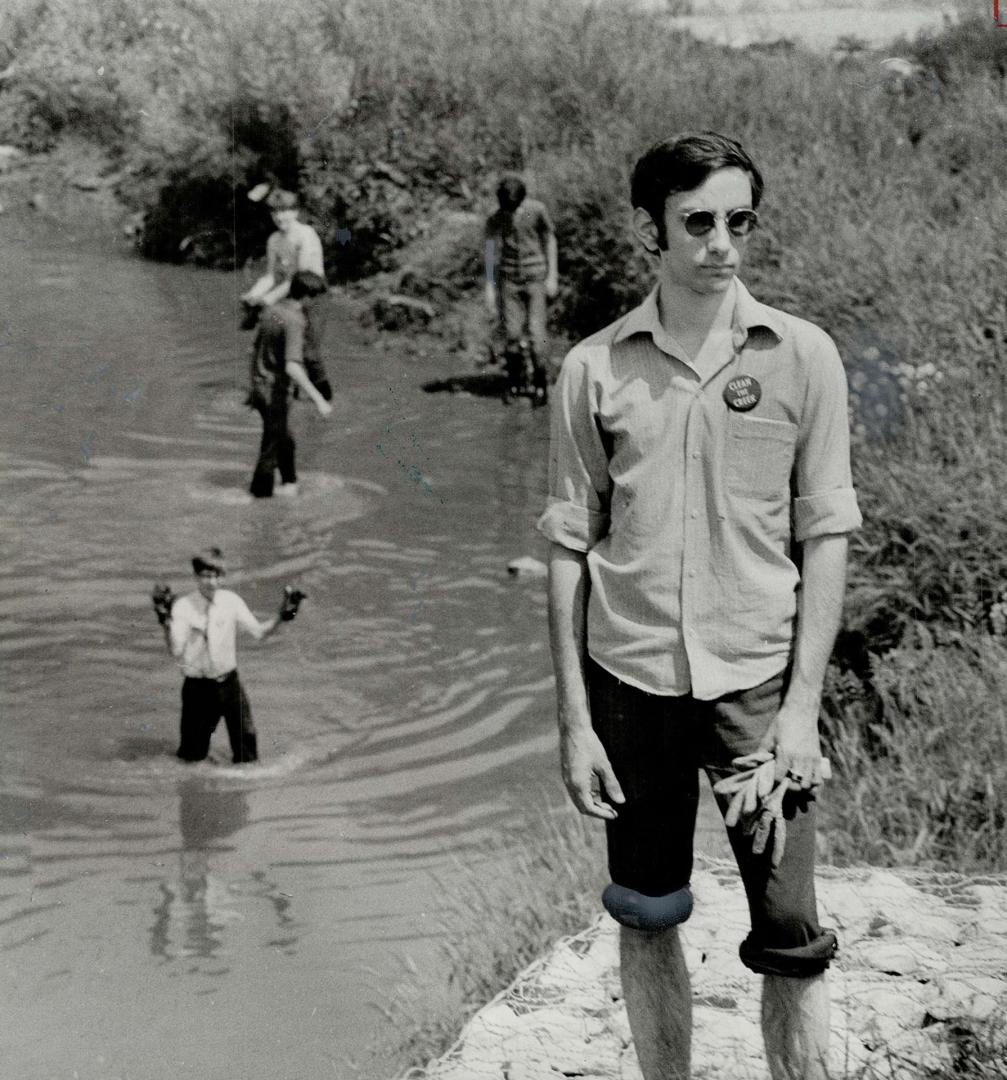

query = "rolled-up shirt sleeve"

[
  {"left": 536, "top": 347, "right": 611, "bottom": 552},
  {"left": 793, "top": 331, "right": 863, "bottom": 542},
  {"left": 229, "top": 594, "right": 265, "bottom": 640}
]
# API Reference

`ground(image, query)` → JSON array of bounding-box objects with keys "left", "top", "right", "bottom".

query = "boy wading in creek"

[
  {"left": 539, "top": 132, "right": 862, "bottom": 1079},
  {"left": 152, "top": 547, "right": 306, "bottom": 764},
  {"left": 246, "top": 269, "right": 332, "bottom": 499}
]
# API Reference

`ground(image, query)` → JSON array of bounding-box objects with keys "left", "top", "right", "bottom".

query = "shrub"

[
  {"left": 821, "top": 636, "right": 1007, "bottom": 870},
  {"left": 904, "top": 12, "right": 1007, "bottom": 85}
]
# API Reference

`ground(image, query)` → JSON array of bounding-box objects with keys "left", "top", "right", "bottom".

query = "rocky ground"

[{"left": 406, "top": 859, "right": 1007, "bottom": 1080}]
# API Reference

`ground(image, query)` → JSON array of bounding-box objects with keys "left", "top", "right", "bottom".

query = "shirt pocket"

[{"left": 725, "top": 414, "right": 798, "bottom": 500}]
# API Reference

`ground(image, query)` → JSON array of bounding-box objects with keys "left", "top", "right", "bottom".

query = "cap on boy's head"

[
  {"left": 192, "top": 547, "right": 226, "bottom": 576},
  {"left": 265, "top": 188, "right": 299, "bottom": 211},
  {"left": 496, "top": 172, "right": 526, "bottom": 211}
]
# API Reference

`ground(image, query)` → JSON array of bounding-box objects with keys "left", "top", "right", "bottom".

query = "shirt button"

[
  {"left": 691, "top": 451, "right": 700, "bottom": 460},
  {"left": 690, "top": 509, "right": 699, "bottom": 519},
  {"left": 687, "top": 569, "right": 696, "bottom": 578}
]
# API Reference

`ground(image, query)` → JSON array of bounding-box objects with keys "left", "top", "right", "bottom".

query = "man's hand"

[
  {"left": 315, "top": 398, "right": 333, "bottom": 418},
  {"left": 484, "top": 281, "right": 497, "bottom": 314},
  {"left": 714, "top": 749, "right": 832, "bottom": 867},
  {"left": 151, "top": 583, "right": 175, "bottom": 626},
  {"left": 559, "top": 724, "right": 625, "bottom": 820},
  {"left": 544, "top": 274, "right": 559, "bottom": 299},
  {"left": 279, "top": 586, "right": 306, "bottom": 622},
  {"left": 759, "top": 703, "right": 826, "bottom": 792}
]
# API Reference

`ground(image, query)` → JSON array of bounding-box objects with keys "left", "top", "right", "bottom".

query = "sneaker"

[{"left": 275, "top": 482, "right": 299, "bottom": 498}]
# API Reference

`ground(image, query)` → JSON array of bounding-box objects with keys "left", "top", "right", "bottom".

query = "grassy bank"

[{"left": 376, "top": 807, "right": 605, "bottom": 1075}]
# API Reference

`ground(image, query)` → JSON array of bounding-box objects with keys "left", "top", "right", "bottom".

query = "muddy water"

[{"left": 0, "top": 218, "right": 572, "bottom": 1079}]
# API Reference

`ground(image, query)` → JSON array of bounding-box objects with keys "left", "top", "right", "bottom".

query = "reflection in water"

[{"left": 150, "top": 780, "right": 294, "bottom": 963}]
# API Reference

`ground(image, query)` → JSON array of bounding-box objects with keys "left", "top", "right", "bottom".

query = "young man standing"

[
  {"left": 248, "top": 269, "right": 332, "bottom": 499},
  {"left": 484, "top": 172, "right": 559, "bottom": 402},
  {"left": 152, "top": 548, "right": 304, "bottom": 764},
  {"left": 539, "top": 132, "right": 861, "bottom": 1079}
]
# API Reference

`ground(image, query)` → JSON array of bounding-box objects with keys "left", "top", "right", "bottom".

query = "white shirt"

[{"left": 169, "top": 589, "right": 266, "bottom": 678}]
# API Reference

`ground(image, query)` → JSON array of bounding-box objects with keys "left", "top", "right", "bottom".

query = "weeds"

[
  {"left": 821, "top": 636, "right": 1007, "bottom": 869},
  {"left": 375, "top": 804, "right": 604, "bottom": 1076}
]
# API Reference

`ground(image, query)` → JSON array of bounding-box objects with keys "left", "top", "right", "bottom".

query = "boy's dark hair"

[
  {"left": 266, "top": 187, "right": 300, "bottom": 210},
  {"left": 288, "top": 270, "right": 328, "bottom": 301},
  {"left": 630, "top": 131, "right": 764, "bottom": 248},
  {"left": 192, "top": 546, "right": 225, "bottom": 575},
  {"left": 496, "top": 173, "right": 527, "bottom": 212}
]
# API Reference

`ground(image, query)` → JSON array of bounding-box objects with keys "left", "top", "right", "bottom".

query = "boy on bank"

[
  {"left": 248, "top": 270, "right": 332, "bottom": 499},
  {"left": 152, "top": 548, "right": 305, "bottom": 764},
  {"left": 541, "top": 132, "right": 861, "bottom": 1079},
  {"left": 484, "top": 173, "right": 559, "bottom": 402}
]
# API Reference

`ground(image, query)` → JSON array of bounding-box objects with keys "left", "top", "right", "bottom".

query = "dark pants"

[
  {"left": 588, "top": 659, "right": 822, "bottom": 953},
  {"left": 250, "top": 395, "right": 296, "bottom": 497},
  {"left": 176, "top": 671, "right": 258, "bottom": 764}
]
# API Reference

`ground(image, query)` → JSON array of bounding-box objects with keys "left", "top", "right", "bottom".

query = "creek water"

[{"left": 0, "top": 216, "right": 571, "bottom": 1079}]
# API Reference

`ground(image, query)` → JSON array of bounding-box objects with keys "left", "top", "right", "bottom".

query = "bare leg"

[
  {"left": 762, "top": 973, "right": 830, "bottom": 1080},
  {"left": 620, "top": 924, "right": 692, "bottom": 1080}
]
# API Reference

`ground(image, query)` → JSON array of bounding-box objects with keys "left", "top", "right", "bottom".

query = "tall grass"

[
  {"left": 821, "top": 637, "right": 1007, "bottom": 869},
  {"left": 374, "top": 805, "right": 604, "bottom": 1077}
]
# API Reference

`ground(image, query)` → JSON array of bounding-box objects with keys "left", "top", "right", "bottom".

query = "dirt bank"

[{"left": 412, "top": 860, "right": 1007, "bottom": 1080}]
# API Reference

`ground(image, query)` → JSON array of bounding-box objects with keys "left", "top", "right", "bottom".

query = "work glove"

[
  {"left": 279, "top": 586, "right": 306, "bottom": 622},
  {"left": 713, "top": 751, "right": 832, "bottom": 868},
  {"left": 151, "top": 583, "right": 175, "bottom": 625}
]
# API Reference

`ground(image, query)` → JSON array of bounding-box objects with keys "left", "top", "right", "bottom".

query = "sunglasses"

[{"left": 679, "top": 208, "right": 759, "bottom": 238}]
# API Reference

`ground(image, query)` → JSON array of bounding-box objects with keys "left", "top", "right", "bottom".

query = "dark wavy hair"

[
  {"left": 496, "top": 173, "right": 527, "bottom": 212},
  {"left": 630, "top": 131, "right": 764, "bottom": 248},
  {"left": 288, "top": 270, "right": 328, "bottom": 300}
]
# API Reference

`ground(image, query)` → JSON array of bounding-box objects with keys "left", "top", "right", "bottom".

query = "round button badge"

[{"left": 723, "top": 375, "right": 762, "bottom": 412}]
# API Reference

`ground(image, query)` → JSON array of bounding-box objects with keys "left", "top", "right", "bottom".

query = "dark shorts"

[{"left": 588, "top": 659, "right": 823, "bottom": 953}]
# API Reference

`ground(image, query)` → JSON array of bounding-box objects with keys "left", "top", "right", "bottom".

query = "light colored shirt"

[
  {"left": 266, "top": 220, "right": 325, "bottom": 284},
  {"left": 537, "top": 279, "right": 862, "bottom": 700},
  {"left": 169, "top": 589, "right": 266, "bottom": 679},
  {"left": 485, "top": 198, "right": 554, "bottom": 284}
]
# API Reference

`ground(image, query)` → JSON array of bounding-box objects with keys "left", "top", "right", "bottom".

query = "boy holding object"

[{"left": 152, "top": 547, "right": 305, "bottom": 764}]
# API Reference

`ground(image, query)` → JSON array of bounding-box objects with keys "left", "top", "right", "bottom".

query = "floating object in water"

[{"left": 507, "top": 556, "right": 547, "bottom": 578}]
